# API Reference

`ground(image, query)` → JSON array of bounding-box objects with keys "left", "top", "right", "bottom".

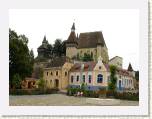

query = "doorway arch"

[{"left": 54, "top": 79, "right": 59, "bottom": 88}]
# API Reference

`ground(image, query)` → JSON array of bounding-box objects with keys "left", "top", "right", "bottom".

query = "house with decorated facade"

[{"left": 69, "top": 56, "right": 135, "bottom": 91}]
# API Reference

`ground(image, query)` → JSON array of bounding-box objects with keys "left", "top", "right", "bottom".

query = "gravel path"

[{"left": 9, "top": 94, "right": 139, "bottom": 106}]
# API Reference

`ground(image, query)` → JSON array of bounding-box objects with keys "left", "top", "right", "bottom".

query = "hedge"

[
  {"left": 67, "top": 87, "right": 139, "bottom": 101},
  {"left": 9, "top": 88, "right": 59, "bottom": 95}
]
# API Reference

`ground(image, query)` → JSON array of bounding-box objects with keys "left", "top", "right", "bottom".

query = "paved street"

[{"left": 9, "top": 94, "right": 139, "bottom": 106}]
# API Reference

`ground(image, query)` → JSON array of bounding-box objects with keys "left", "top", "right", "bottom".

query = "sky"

[{"left": 9, "top": 9, "right": 139, "bottom": 70}]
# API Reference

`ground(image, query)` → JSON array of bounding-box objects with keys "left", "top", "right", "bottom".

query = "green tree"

[
  {"left": 37, "top": 78, "right": 46, "bottom": 89},
  {"left": 80, "top": 83, "right": 86, "bottom": 91},
  {"left": 108, "top": 65, "right": 117, "bottom": 91},
  {"left": 61, "top": 41, "right": 66, "bottom": 56},
  {"left": 47, "top": 44, "right": 53, "bottom": 58},
  {"left": 82, "top": 53, "right": 93, "bottom": 61},
  {"left": 135, "top": 71, "right": 139, "bottom": 81},
  {"left": 53, "top": 39, "right": 63, "bottom": 57},
  {"left": 19, "top": 34, "right": 28, "bottom": 45},
  {"left": 12, "top": 73, "right": 22, "bottom": 89},
  {"left": 9, "top": 28, "right": 34, "bottom": 88}
]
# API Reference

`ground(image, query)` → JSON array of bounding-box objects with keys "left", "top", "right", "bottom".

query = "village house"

[
  {"left": 43, "top": 56, "right": 74, "bottom": 90},
  {"left": 69, "top": 56, "right": 135, "bottom": 91}
]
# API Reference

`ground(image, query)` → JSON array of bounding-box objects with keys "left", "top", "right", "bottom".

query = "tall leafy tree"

[
  {"left": 135, "top": 71, "right": 139, "bottom": 81},
  {"left": 61, "top": 41, "right": 66, "bottom": 56},
  {"left": 108, "top": 65, "right": 117, "bottom": 91},
  {"left": 9, "top": 28, "right": 34, "bottom": 88},
  {"left": 53, "top": 39, "right": 63, "bottom": 57},
  {"left": 46, "top": 44, "right": 53, "bottom": 58}
]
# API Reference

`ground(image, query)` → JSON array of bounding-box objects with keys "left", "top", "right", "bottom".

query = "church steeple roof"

[
  {"left": 42, "top": 35, "right": 48, "bottom": 44},
  {"left": 127, "top": 63, "right": 133, "bottom": 71},
  {"left": 71, "top": 22, "right": 75, "bottom": 31},
  {"left": 66, "top": 22, "right": 78, "bottom": 45}
]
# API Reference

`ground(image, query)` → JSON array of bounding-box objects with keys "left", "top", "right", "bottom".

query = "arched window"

[
  {"left": 89, "top": 75, "right": 92, "bottom": 83},
  {"left": 65, "top": 71, "right": 67, "bottom": 76},
  {"left": 97, "top": 74, "right": 103, "bottom": 83},
  {"left": 56, "top": 71, "right": 58, "bottom": 76},
  {"left": 71, "top": 75, "right": 74, "bottom": 83},
  {"left": 83, "top": 75, "right": 85, "bottom": 83},
  {"left": 76, "top": 75, "right": 79, "bottom": 82}
]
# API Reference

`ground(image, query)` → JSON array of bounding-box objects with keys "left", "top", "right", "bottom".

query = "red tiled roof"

[
  {"left": 70, "top": 61, "right": 96, "bottom": 72},
  {"left": 66, "top": 31, "right": 78, "bottom": 44},
  {"left": 116, "top": 68, "right": 133, "bottom": 77}
]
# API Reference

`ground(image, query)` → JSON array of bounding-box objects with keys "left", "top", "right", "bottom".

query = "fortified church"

[{"left": 35, "top": 22, "right": 137, "bottom": 91}]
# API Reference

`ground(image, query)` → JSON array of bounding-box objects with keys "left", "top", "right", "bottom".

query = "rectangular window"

[
  {"left": 76, "top": 75, "right": 79, "bottom": 82},
  {"left": 122, "top": 79, "right": 123, "bottom": 85},
  {"left": 89, "top": 75, "right": 91, "bottom": 83},
  {"left": 108, "top": 76, "right": 110, "bottom": 83},
  {"left": 125, "top": 79, "right": 127, "bottom": 86},
  {"left": 71, "top": 75, "right": 74, "bottom": 83},
  {"left": 131, "top": 80, "right": 132, "bottom": 85},
  {"left": 83, "top": 75, "right": 85, "bottom": 83}
]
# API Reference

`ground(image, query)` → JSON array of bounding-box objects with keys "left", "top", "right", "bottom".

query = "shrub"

[
  {"left": 12, "top": 74, "right": 22, "bottom": 89},
  {"left": 106, "top": 90, "right": 116, "bottom": 98},
  {"left": 106, "top": 90, "right": 139, "bottom": 101},
  {"left": 37, "top": 78, "right": 46, "bottom": 89},
  {"left": 9, "top": 88, "right": 59, "bottom": 95},
  {"left": 114, "top": 92, "right": 139, "bottom": 101}
]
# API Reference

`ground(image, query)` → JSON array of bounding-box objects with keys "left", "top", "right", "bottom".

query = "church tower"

[{"left": 66, "top": 23, "right": 78, "bottom": 59}]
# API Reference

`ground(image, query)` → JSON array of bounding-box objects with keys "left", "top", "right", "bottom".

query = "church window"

[
  {"left": 47, "top": 72, "right": 48, "bottom": 76},
  {"left": 51, "top": 72, "right": 53, "bottom": 76},
  {"left": 76, "top": 75, "right": 79, "bottom": 82},
  {"left": 89, "top": 75, "right": 92, "bottom": 83},
  {"left": 83, "top": 75, "right": 85, "bottom": 83},
  {"left": 99, "top": 66, "right": 101, "bottom": 70},
  {"left": 97, "top": 74, "right": 103, "bottom": 83},
  {"left": 71, "top": 75, "right": 74, "bottom": 83}
]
